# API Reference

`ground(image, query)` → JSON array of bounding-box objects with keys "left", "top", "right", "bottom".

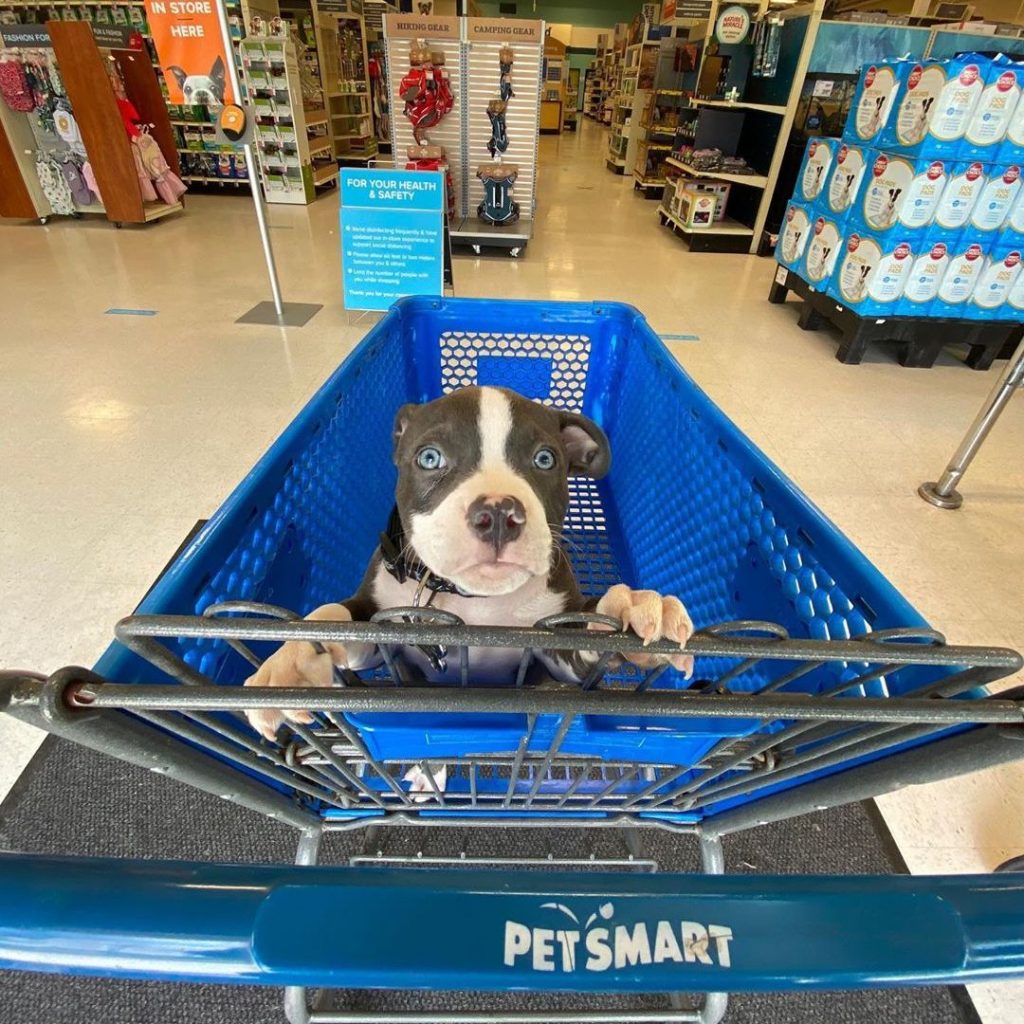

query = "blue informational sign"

[{"left": 340, "top": 168, "right": 444, "bottom": 311}]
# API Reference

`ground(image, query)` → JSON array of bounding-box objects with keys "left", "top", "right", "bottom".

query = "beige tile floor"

[{"left": 1, "top": 120, "right": 1022, "bottom": 1019}]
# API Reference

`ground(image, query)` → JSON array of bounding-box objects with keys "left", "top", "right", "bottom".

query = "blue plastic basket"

[{"left": 94, "top": 297, "right": 934, "bottom": 800}]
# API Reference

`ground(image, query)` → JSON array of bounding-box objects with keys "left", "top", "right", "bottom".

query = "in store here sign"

[{"left": 340, "top": 168, "right": 444, "bottom": 312}]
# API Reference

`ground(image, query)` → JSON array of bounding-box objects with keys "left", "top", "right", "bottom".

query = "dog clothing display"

[
  {"left": 406, "top": 143, "right": 456, "bottom": 222},
  {"left": 399, "top": 43, "right": 452, "bottom": 145},
  {"left": 134, "top": 133, "right": 187, "bottom": 205},
  {"left": 0, "top": 55, "right": 35, "bottom": 112},
  {"left": 477, "top": 162, "right": 520, "bottom": 225},
  {"left": 34, "top": 152, "right": 76, "bottom": 215},
  {"left": 478, "top": 46, "right": 519, "bottom": 224}
]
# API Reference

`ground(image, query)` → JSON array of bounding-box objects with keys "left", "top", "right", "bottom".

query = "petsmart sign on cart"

[{"left": 340, "top": 168, "right": 445, "bottom": 311}]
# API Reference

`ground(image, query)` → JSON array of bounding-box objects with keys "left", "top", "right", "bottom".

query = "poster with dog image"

[{"left": 144, "top": 0, "right": 235, "bottom": 106}]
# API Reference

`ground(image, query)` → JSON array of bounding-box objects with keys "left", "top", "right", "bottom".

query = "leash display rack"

[
  {"left": 382, "top": 14, "right": 542, "bottom": 258},
  {"left": 768, "top": 264, "right": 1024, "bottom": 369},
  {"left": 2, "top": 296, "right": 1024, "bottom": 1024}
]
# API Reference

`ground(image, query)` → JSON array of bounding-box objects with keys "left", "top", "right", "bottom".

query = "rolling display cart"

[
  {"left": 2, "top": 296, "right": 1024, "bottom": 1024},
  {"left": 382, "top": 14, "right": 542, "bottom": 258}
]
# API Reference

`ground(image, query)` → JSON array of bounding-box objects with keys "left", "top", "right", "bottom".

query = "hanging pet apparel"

[
  {"left": 401, "top": 41, "right": 456, "bottom": 221},
  {"left": 478, "top": 45, "right": 519, "bottom": 225}
]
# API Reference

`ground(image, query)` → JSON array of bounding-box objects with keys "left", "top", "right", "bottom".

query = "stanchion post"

[{"left": 919, "top": 336, "right": 1024, "bottom": 510}]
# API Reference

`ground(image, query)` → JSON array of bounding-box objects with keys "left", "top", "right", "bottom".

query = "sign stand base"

[{"left": 235, "top": 302, "right": 324, "bottom": 327}]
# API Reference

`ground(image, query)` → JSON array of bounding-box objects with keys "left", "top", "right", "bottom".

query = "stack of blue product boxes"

[{"left": 776, "top": 52, "right": 1024, "bottom": 321}]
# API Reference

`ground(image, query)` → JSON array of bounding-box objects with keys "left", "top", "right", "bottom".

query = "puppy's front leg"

[
  {"left": 594, "top": 584, "right": 694, "bottom": 677},
  {"left": 243, "top": 602, "right": 376, "bottom": 741}
]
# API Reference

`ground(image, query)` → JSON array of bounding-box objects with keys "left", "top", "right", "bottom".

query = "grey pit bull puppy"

[{"left": 244, "top": 386, "right": 694, "bottom": 750}]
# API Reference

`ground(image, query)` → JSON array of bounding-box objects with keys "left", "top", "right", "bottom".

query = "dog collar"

[{"left": 379, "top": 505, "right": 471, "bottom": 598}]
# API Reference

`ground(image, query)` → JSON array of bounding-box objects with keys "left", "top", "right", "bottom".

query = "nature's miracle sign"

[
  {"left": 143, "top": 0, "right": 236, "bottom": 106},
  {"left": 715, "top": 5, "right": 751, "bottom": 45}
]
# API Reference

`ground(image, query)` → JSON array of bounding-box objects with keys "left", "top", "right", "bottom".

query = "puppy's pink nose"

[{"left": 468, "top": 495, "right": 525, "bottom": 550}]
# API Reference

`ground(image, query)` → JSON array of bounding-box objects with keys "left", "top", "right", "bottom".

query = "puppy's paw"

[
  {"left": 243, "top": 639, "right": 345, "bottom": 741},
  {"left": 595, "top": 584, "right": 694, "bottom": 677},
  {"left": 403, "top": 763, "right": 448, "bottom": 803}
]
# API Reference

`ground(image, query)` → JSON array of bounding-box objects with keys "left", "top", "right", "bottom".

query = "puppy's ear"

[
  {"left": 210, "top": 55, "right": 225, "bottom": 83},
  {"left": 167, "top": 66, "right": 188, "bottom": 90},
  {"left": 392, "top": 404, "right": 417, "bottom": 463},
  {"left": 558, "top": 411, "right": 610, "bottom": 479}
]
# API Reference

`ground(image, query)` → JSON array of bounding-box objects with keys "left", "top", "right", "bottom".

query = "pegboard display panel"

[
  {"left": 383, "top": 32, "right": 465, "bottom": 217},
  {"left": 465, "top": 38, "right": 542, "bottom": 221}
]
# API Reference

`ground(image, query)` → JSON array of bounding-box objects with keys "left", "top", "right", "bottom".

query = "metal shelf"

[
  {"left": 689, "top": 98, "right": 786, "bottom": 116},
  {"left": 665, "top": 156, "right": 768, "bottom": 189}
]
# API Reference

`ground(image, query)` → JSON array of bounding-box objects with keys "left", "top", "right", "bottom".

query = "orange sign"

[{"left": 144, "top": 0, "right": 235, "bottom": 106}]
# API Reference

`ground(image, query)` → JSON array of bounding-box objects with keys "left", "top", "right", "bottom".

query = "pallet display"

[
  {"left": 769, "top": 265, "right": 1023, "bottom": 369},
  {"left": 383, "top": 14, "right": 543, "bottom": 258},
  {"left": 0, "top": 19, "right": 183, "bottom": 226},
  {"left": 241, "top": 34, "right": 337, "bottom": 203}
]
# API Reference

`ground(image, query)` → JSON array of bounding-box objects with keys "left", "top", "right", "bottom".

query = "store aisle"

[{"left": 1, "top": 116, "right": 1023, "bottom": 1023}]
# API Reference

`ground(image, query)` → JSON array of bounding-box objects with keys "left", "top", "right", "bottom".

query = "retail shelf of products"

[
  {"left": 313, "top": 164, "right": 340, "bottom": 185},
  {"left": 689, "top": 98, "right": 786, "bottom": 116},
  {"left": 665, "top": 156, "right": 768, "bottom": 190},
  {"left": 181, "top": 175, "right": 248, "bottom": 186}
]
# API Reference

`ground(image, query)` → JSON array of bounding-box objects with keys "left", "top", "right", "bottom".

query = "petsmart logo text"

[{"left": 503, "top": 902, "right": 734, "bottom": 972}]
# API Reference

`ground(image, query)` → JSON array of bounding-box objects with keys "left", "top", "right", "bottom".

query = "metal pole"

[
  {"left": 919, "top": 335, "right": 1024, "bottom": 509},
  {"left": 213, "top": 1, "right": 285, "bottom": 318}
]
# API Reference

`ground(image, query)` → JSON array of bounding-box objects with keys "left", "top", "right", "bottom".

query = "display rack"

[
  {"left": 583, "top": 58, "right": 604, "bottom": 121},
  {"left": 382, "top": 14, "right": 542, "bottom": 257},
  {"left": 564, "top": 65, "right": 579, "bottom": 131},
  {"left": 241, "top": 34, "right": 337, "bottom": 203},
  {"left": 607, "top": 11, "right": 661, "bottom": 173},
  {"left": 363, "top": 0, "right": 395, "bottom": 153},
  {"left": 0, "top": 19, "right": 182, "bottom": 226}
]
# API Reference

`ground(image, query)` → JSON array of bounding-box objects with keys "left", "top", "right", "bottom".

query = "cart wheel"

[
  {"left": 994, "top": 854, "right": 1024, "bottom": 873},
  {"left": 472, "top": 244, "right": 481, "bottom": 255},
  {"left": 39, "top": 216, "right": 48, "bottom": 225}
]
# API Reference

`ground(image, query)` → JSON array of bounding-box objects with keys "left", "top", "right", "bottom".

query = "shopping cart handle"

[{"left": 1, "top": 853, "right": 1023, "bottom": 991}]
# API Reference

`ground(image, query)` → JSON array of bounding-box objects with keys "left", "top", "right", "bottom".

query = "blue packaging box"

[
  {"left": 896, "top": 230, "right": 960, "bottom": 317},
  {"left": 932, "top": 160, "right": 988, "bottom": 232},
  {"left": 930, "top": 233, "right": 991, "bottom": 318},
  {"left": 820, "top": 142, "right": 868, "bottom": 219},
  {"left": 848, "top": 150, "right": 952, "bottom": 235},
  {"left": 776, "top": 201, "right": 814, "bottom": 272},
  {"left": 967, "top": 163, "right": 1022, "bottom": 233},
  {"left": 966, "top": 57, "right": 1023, "bottom": 161},
  {"left": 970, "top": 240, "right": 1024, "bottom": 318},
  {"left": 793, "top": 137, "right": 840, "bottom": 206},
  {"left": 842, "top": 60, "right": 904, "bottom": 147},
  {"left": 800, "top": 212, "right": 845, "bottom": 290},
  {"left": 824, "top": 229, "right": 915, "bottom": 315},
  {"left": 878, "top": 54, "right": 990, "bottom": 160}
]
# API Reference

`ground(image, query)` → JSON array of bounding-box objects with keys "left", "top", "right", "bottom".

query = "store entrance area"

[{"left": 2, "top": 114, "right": 1024, "bottom": 1024}]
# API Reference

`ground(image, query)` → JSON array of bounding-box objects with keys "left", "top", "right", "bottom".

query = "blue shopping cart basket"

[{"left": 2, "top": 297, "right": 1023, "bottom": 1023}]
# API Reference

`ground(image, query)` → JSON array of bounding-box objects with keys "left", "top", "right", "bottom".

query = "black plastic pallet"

[{"left": 768, "top": 265, "right": 1023, "bottom": 369}]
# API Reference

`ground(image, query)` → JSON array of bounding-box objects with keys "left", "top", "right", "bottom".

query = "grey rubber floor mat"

[{"left": 0, "top": 735, "right": 975, "bottom": 1024}]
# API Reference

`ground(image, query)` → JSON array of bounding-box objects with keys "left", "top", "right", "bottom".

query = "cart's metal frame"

[{"left": 2, "top": 603, "right": 1023, "bottom": 1023}]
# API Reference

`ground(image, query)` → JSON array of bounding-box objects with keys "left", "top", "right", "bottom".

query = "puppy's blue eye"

[
  {"left": 416, "top": 446, "right": 446, "bottom": 470},
  {"left": 533, "top": 447, "right": 556, "bottom": 470}
]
